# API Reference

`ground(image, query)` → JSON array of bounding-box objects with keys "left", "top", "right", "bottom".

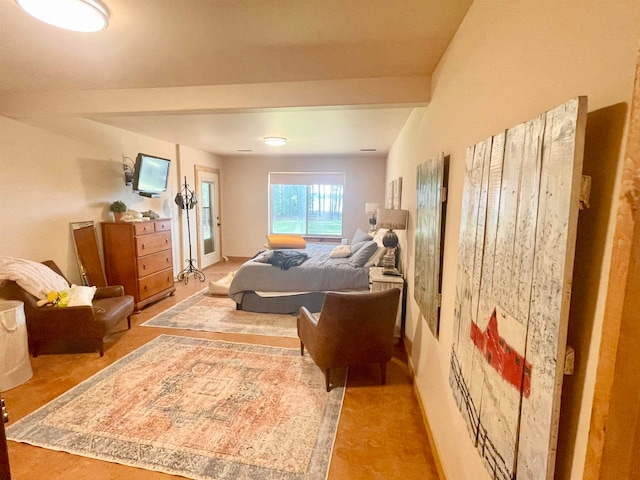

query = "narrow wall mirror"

[{"left": 70, "top": 221, "right": 108, "bottom": 287}]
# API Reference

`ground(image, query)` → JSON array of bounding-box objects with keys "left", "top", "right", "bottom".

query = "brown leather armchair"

[
  {"left": 297, "top": 288, "right": 401, "bottom": 391},
  {"left": 0, "top": 260, "right": 134, "bottom": 357}
]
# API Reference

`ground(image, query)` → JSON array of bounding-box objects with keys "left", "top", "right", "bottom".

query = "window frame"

[{"left": 268, "top": 172, "right": 345, "bottom": 238}]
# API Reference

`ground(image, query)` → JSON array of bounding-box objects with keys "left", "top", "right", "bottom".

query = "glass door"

[{"left": 195, "top": 166, "right": 221, "bottom": 268}]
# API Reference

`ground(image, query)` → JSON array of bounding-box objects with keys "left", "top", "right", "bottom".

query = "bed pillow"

[
  {"left": 364, "top": 246, "right": 386, "bottom": 268},
  {"left": 372, "top": 228, "right": 388, "bottom": 247},
  {"left": 349, "top": 241, "right": 378, "bottom": 267},
  {"left": 330, "top": 245, "right": 351, "bottom": 258},
  {"left": 350, "top": 227, "right": 372, "bottom": 246},
  {"left": 350, "top": 240, "right": 369, "bottom": 254},
  {"left": 266, "top": 235, "right": 307, "bottom": 249}
]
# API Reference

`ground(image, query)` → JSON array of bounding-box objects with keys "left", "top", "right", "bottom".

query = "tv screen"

[{"left": 132, "top": 153, "right": 170, "bottom": 196}]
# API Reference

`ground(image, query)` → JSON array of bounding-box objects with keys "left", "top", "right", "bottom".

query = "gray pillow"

[
  {"left": 349, "top": 241, "right": 378, "bottom": 267},
  {"left": 350, "top": 240, "right": 368, "bottom": 253},
  {"left": 350, "top": 227, "right": 372, "bottom": 246}
]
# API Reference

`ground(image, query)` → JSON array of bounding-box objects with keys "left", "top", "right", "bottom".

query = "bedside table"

[{"left": 369, "top": 267, "right": 404, "bottom": 338}]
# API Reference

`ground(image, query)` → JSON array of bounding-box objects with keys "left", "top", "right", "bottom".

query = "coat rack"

[{"left": 175, "top": 177, "right": 205, "bottom": 285}]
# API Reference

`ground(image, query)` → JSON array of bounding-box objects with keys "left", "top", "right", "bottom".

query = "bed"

[{"left": 228, "top": 229, "right": 386, "bottom": 314}]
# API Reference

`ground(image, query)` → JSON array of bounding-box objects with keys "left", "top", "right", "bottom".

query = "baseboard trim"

[{"left": 403, "top": 341, "right": 447, "bottom": 480}]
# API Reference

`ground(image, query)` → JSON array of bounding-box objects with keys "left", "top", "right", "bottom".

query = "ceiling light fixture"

[
  {"left": 263, "top": 137, "right": 287, "bottom": 147},
  {"left": 16, "top": 0, "right": 110, "bottom": 32}
]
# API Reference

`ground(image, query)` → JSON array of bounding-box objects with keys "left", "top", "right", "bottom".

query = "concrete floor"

[{"left": 2, "top": 259, "right": 439, "bottom": 479}]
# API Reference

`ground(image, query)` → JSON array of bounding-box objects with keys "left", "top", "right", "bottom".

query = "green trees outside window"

[{"left": 271, "top": 182, "right": 343, "bottom": 236}]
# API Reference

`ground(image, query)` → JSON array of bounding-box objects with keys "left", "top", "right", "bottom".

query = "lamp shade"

[
  {"left": 376, "top": 208, "right": 408, "bottom": 231},
  {"left": 365, "top": 203, "right": 380, "bottom": 215}
]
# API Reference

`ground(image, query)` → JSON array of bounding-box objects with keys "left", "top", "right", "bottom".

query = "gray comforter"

[{"left": 228, "top": 244, "right": 370, "bottom": 304}]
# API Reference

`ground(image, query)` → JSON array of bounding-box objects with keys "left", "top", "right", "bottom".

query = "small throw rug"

[
  {"left": 7, "top": 335, "right": 346, "bottom": 479},
  {"left": 141, "top": 290, "right": 298, "bottom": 338}
]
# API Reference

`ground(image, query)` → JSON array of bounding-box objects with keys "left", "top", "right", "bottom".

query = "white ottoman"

[{"left": 0, "top": 300, "right": 33, "bottom": 392}]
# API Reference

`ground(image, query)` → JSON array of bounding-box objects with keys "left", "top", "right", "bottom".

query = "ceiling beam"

[{"left": 0, "top": 76, "right": 430, "bottom": 118}]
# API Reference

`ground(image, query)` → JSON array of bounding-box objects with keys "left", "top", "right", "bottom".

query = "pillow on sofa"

[
  {"left": 266, "top": 235, "right": 307, "bottom": 249},
  {"left": 66, "top": 285, "right": 97, "bottom": 307},
  {"left": 330, "top": 244, "right": 351, "bottom": 258},
  {"left": 349, "top": 241, "right": 378, "bottom": 267}
]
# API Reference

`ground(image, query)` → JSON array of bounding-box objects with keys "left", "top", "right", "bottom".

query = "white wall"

[
  {"left": 174, "top": 144, "right": 224, "bottom": 268},
  {"left": 386, "top": 2, "right": 640, "bottom": 479},
  {"left": 0, "top": 116, "right": 218, "bottom": 283},
  {"left": 221, "top": 154, "right": 386, "bottom": 257},
  {"left": 0, "top": 115, "right": 382, "bottom": 276}
]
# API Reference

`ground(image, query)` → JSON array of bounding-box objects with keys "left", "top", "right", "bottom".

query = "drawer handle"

[
  {"left": 141, "top": 243, "right": 146, "bottom": 250},
  {"left": 165, "top": 238, "right": 168, "bottom": 244},
  {"left": 142, "top": 264, "right": 147, "bottom": 270}
]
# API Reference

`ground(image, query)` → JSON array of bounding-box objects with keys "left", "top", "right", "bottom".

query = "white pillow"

[
  {"left": 66, "top": 285, "right": 97, "bottom": 307},
  {"left": 372, "top": 228, "right": 388, "bottom": 247},
  {"left": 330, "top": 244, "right": 351, "bottom": 258}
]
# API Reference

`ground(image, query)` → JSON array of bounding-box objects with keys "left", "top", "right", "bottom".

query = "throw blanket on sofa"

[{"left": 0, "top": 256, "right": 69, "bottom": 300}]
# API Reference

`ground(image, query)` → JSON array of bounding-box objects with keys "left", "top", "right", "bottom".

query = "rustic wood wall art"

[
  {"left": 414, "top": 153, "right": 448, "bottom": 338},
  {"left": 449, "top": 97, "right": 587, "bottom": 480}
]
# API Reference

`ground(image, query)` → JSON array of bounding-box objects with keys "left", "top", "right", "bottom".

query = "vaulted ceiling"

[{"left": 0, "top": 0, "right": 472, "bottom": 156}]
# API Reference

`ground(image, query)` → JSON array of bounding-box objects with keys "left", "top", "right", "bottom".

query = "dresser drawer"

[
  {"left": 135, "top": 231, "right": 172, "bottom": 257},
  {"left": 154, "top": 219, "right": 172, "bottom": 232},
  {"left": 133, "top": 222, "right": 156, "bottom": 236},
  {"left": 138, "top": 268, "right": 174, "bottom": 300},
  {"left": 137, "top": 251, "right": 173, "bottom": 277}
]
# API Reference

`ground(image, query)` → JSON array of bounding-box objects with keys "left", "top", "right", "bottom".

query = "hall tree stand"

[{"left": 174, "top": 177, "right": 205, "bottom": 285}]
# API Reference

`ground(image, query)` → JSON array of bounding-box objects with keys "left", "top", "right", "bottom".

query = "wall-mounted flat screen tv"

[{"left": 132, "top": 153, "right": 171, "bottom": 197}]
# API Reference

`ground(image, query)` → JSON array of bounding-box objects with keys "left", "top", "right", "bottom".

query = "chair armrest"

[
  {"left": 94, "top": 285, "right": 125, "bottom": 299},
  {"left": 32, "top": 305, "right": 96, "bottom": 323},
  {"left": 298, "top": 307, "right": 322, "bottom": 354},
  {"left": 298, "top": 307, "right": 318, "bottom": 328}
]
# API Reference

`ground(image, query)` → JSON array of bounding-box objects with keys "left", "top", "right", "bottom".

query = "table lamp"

[
  {"left": 365, "top": 203, "right": 380, "bottom": 232},
  {"left": 376, "top": 208, "right": 409, "bottom": 272}
]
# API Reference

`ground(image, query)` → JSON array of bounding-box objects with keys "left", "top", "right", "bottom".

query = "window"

[{"left": 269, "top": 172, "right": 344, "bottom": 236}]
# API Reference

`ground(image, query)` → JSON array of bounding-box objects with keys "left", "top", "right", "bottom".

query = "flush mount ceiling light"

[
  {"left": 16, "top": 0, "right": 109, "bottom": 32},
  {"left": 263, "top": 137, "right": 287, "bottom": 147}
]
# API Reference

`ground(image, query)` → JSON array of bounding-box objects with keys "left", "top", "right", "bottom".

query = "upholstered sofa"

[{"left": 0, "top": 260, "right": 134, "bottom": 357}]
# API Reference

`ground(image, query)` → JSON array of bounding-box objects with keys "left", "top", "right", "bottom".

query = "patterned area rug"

[
  {"left": 141, "top": 290, "right": 298, "bottom": 338},
  {"left": 7, "top": 335, "right": 346, "bottom": 479}
]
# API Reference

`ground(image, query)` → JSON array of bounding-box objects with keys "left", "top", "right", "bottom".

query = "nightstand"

[{"left": 369, "top": 267, "right": 404, "bottom": 339}]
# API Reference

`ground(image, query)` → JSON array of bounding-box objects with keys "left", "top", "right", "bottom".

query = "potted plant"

[{"left": 109, "top": 200, "right": 127, "bottom": 221}]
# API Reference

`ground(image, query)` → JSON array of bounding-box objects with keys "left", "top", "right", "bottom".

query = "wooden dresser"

[{"left": 101, "top": 219, "right": 176, "bottom": 311}]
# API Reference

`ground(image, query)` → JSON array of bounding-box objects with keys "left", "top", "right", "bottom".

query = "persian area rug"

[
  {"left": 141, "top": 290, "right": 298, "bottom": 338},
  {"left": 6, "top": 335, "right": 346, "bottom": 480}
]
